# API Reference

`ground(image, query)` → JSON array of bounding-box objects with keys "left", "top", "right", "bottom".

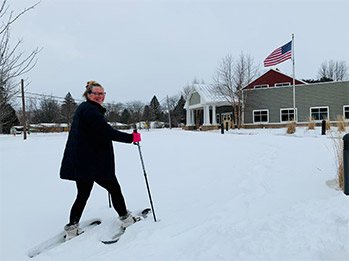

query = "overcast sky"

[{"left": 11, "top": 0, "right": 349, "bottom": 104}]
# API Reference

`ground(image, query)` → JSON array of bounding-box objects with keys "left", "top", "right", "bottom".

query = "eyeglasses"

[{"left": 90, "top": 91, "right": 106, "bottom": 96}]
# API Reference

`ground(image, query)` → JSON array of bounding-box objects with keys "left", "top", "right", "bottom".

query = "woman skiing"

[{"left": 60, "top": 80, "right": 141, "bottom": 240}]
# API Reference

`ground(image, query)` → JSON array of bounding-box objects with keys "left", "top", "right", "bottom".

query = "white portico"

[{"left": 184, "top": 84, "right": 231, "bottom": 130}]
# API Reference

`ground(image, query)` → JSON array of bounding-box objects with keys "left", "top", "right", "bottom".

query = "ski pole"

[
  {"left": 135, "top": 141, "right": 157, "bottom": 222},
  {"left": 108, "top": 192, "right": 112, "bottom": 208}
]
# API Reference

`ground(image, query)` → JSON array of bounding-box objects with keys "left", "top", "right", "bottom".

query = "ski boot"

[
  {"left": 119, "top": 211, "right": 138, "bottom": 229},
  {"left": 64, "top": 222, "right": 80, "bottom": 241}
]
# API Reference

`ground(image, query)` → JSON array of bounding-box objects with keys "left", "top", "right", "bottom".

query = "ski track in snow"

[{"left": 1, "top": 128, "right": 349, "bottom": 261}]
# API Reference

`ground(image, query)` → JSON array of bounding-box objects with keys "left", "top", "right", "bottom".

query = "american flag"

[{"left": 263, "top": 41, "right": 292, "bottom": 67}]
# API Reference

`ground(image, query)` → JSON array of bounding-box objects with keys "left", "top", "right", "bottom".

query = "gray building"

[{"left": 243, "top": 80, "right": 349, "bottom": 126}]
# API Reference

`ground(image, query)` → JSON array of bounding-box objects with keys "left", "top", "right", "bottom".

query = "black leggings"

[{"left": 69, "top": 177, "right": 128, "bottom": 224}]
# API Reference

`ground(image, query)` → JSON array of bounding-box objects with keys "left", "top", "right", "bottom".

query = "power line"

[
  {"left": 25, "top": 91, "right": 85, "bottom": 103},
  {"left": 16, "top": 91, "right": 116, "bottom": 106},
  {"left": 16, "top": 90, "right": 175, "bottom": 108}
]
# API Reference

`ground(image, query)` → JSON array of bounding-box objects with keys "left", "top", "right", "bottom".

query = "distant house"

[
  {"left": 183, "top": 69, "right": 349, "bottom": 130},
  {"left": 10, "top": 123, "right": 69, "bottom": 134}
]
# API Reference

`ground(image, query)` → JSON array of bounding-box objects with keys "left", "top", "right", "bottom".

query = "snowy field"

[{"left": 0, "top": 127, "right": 349, "bottom": 261}]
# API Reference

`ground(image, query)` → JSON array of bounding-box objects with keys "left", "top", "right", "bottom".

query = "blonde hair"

[{"left": 83, "top": 80, "right": 102, "bottom": 99}]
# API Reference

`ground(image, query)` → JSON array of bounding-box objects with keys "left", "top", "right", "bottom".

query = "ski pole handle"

[{"left": 132, "top": 129, "right": 141, "bottom": 144}]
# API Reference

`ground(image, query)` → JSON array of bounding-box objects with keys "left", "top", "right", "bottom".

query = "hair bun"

[{"left": 86, "top": 80, "right": 100, "bottom": 88}]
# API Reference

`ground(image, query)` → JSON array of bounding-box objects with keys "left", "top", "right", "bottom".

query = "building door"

[
  {"left": 221, "top": 113, "right": 233, "bottom": 130},
  {"left": 195, "top": 110, "right": 203, "bottom": 128}
]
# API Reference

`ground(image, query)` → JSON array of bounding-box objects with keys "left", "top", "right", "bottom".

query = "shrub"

[
  {"left": 337, "top": 115, "right": 346, "bottom": 132},
  {"left": 326, "top": 120, "right": 331, "bottom": 130},
  {"left": 308, "top": 117, "right": 315, "bottom": 130},
  {"left": 286, "top": 121, "right": 296, "bottom": 134}
]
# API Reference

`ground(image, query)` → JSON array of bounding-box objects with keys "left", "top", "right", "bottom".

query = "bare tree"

[
  {"left": 105, "top": 102, "right": 124, "bottom": 123},
  {"left": 32, "top": 96, "right": 61, "bottom": 124},
  {"left": 318, "top": 60, "right": 348, "bottom": 81},
  {"left": 181, "top": 85, "right": 194, "bottom": 100},
  {"left": 162, "top": 95, "right": 179, "bottom": 113},
  {"left": 181, "top": 78, "right": 205, "bottom": 100},
  {"left": 17, "top": 95, "right": 38, "bottom": 126},
  {"left": 126, "top": 100, "right": 145, "bottom": 125},
  {"left": 161, "top": 94, "right": 180, "bottom": 127},
  {"left": 0, "top": 0, "right": 41, "bottom": 132},
  {"left": 212, "top": 53, "right": 259, "bottom": 128}
]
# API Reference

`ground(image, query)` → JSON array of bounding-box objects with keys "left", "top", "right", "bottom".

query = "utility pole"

[
  {"left": 167, "top": 95, "right": 172, "bottom": 129},
  {"left": 21, "top": 79, "right": 27, "bottom": 140}
]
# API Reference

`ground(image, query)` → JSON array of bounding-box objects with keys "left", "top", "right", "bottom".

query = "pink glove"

[{"left": 133, "top": 132, "right": 141, "bottom": 143}]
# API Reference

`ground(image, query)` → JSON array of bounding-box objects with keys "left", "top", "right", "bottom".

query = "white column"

[
  {"left": 203, "top": 105, "right": 211, "bottom": 125},
  {"left": 186, "top": 108, "right": 194, "bottom": 126},
  {"left": 190, "top": 109, "right": 194, "bottom": 125},
  {"left": 212, "top": 106, "right": 217, "bottom": 125},
  {"left": 186, "top": 108, "right": 191, "bottom": 126}
]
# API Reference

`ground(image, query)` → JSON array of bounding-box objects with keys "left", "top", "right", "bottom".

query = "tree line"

[{"left": 14, "top": 92, "right": 186, "bottom": 131}]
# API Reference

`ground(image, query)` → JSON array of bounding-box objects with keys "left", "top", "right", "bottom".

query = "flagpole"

[{"left": 292, "top": 33, "right": 296, "bottom": 122}]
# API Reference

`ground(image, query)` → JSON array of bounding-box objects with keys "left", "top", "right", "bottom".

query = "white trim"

[
  {"left": 309, "top": 106, "right": 329, "bottom": 121},
  {"left": 254, "top": 84, "right": 269, "bottom": 89},
  {"left": 275, "top": 82, "right": 291, "bottom": 87},
  {"left": 253, "top": 109, "right": 269, "bottom": 124},
  {"left": 280, "top": 107, "right": 298, "bottom": 122}
]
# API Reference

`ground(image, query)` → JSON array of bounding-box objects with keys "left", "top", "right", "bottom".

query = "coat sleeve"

[{"left": 83, "top": 107, "right": 133, "bottom": 143}]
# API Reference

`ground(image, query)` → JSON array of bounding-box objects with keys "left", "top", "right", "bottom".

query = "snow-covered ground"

[{"left": 1, "top": 127, "right": 348, "bottom": 261}]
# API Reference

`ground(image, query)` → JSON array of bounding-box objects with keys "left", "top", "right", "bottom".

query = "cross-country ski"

[
  {"left": 27, "top": 218, "right": 102, "bottom": 258},
  {"left": 101, "top": 208, "right": 152, "bottom": 244}
]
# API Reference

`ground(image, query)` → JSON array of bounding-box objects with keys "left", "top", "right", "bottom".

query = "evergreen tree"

[
  {"left": 149, "top": 95, "right": 162, "bottom": 121},
  {"left": 142, "top": 105, "right": 152, "bottom": 122},
  {"left": 0, "top": 85, "right": 20, "bottom": 133},
  {"left": 172, "top": 95, "right": 186, "bottom": 126},
  {"left": 61, "top": 92, "right": 77, "bottom": 126},
  {"left": 120, "top": 108, "right": 131, "bottom": 124},
  {"left": 0, "top": 102, "right": 19, "bottom": 134}
]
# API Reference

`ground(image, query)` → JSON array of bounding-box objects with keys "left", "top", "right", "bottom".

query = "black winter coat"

[{"left": 60, "top": 100, "right": 133, "bottom": 181}]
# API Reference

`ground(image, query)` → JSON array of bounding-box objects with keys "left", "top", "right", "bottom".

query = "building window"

[
  {"left": 254, "top": 84, "right": 269, "bottom": 89},
  {"left": 310, "top": 107, "right": 329, "bottom": 121},
  {"left": 280, "top": 108, "right": 296, "bottom": 122},
  {"left": 253, "top": 110, "right": 269, "bottom": 123},
  {"left": 344, "top": 105, "right": 349, "bottom": 120},
  {"left": 275, "top": 82, "right": 291, "bottom": 87}
]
